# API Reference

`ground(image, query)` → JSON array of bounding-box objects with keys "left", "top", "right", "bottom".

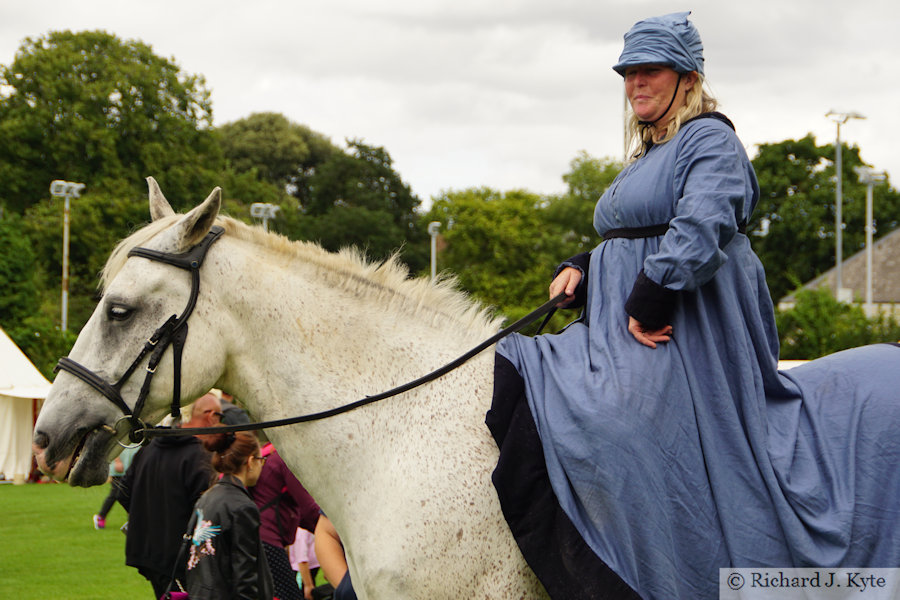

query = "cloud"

[{"left": 2, "top": 0, "right": 898, "bottom": 204}]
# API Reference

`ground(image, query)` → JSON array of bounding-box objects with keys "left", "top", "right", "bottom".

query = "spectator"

[
  {"left": 117, "top": 392, "right": 222, "bottom": 598},
  {"left": 184, "top": 430, "right": 273, "bottom": 600},
  {"left": 289, "top": 527, "right": 319, "bottom": 600},
  {"left": 207, "top": 388, "right": 250, "bottom": 425},
  {"left": 92, "top": 444, "right": 138, "bottom": 529},
  {"left": 251, "top": 443, "right": 320, "bottom": 600},
  {"left": 314, "top": 515, "right": 357, "bottom": 600},
  {"left": 220, "top": 391, "right": 252, "bottom": 426}
]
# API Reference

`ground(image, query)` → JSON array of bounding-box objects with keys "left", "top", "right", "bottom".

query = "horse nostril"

[{"left": 33, "top": 431, "right": 50, "bottom": 450}]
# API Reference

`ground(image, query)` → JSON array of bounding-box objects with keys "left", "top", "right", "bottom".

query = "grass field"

[{"left": 0, "top": 481, "right": 153, "bottom": 599}]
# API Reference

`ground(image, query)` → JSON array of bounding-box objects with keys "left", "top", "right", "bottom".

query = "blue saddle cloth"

[{"left": 496, "top": 336, "right": 900, "bottom": 599}]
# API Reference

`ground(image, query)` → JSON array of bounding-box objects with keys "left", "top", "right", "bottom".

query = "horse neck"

[
  {"left": 207, "top": 236, "right": 499, "bottom": 518},
  {"left": 210, "top": 233, "right": 497, "bottom": 428}
]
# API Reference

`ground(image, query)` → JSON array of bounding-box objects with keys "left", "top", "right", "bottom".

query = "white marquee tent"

[{"left": 0, "top": 327, "right": 50, "bottom": 484}]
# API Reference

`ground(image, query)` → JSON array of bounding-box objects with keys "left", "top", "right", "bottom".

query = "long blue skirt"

[{"left": 494, "top": 235, "right": 900, "bottom": 600}]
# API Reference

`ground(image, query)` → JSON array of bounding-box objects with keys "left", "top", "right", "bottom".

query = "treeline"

[{"left": 2, "top": 30, "right": 899, "bottom": 375}]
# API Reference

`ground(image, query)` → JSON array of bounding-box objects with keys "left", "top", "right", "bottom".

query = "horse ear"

[
  {"left": 171, "top": 186, "right": 222, "bottom": 251},
  {"left": 147, "top": 177, "right": 176, "bottom": 221}
]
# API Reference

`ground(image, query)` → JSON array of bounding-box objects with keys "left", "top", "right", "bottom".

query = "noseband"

[{"left": 54, "top": 226, "right": 225, "bottom": 446}]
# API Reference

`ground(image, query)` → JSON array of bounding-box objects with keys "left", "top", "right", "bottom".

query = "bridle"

[
  {"left": 54, "top": 222, "right": 564, "bottom": 443},
  {"left": 54, "top": 226, "right": 225, "bottom": 446}
]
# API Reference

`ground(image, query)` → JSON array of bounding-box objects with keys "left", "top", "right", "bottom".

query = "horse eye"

[{"left": 107, "top": 304, "right": 134, "bottom": 322}]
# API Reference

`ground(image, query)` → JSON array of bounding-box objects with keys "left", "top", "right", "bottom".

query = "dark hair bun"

[{"left": 203, "top": 431, "right": 259, "bottom": 475}]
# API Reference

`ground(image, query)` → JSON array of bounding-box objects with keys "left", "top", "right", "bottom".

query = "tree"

[
  {"left": 426, "top": 187, "right": 547, "bottom": 316},
  {"left": 0, "top": 29, "right": 223, "bottom": 214},
  {"left": 750, "top": 135, "right": 900, "bottom": 300},
  {"left": 217, "top": 112, "right": 337, "bottom": 194},
  {"left": 424, "top": 188, "right": 573, "bottom": 323},
  {"left": 0, "top": 213, "right": 40, "bottom": 325},
  {"left": 0, "top": 34, "right": 443, "bottom": 369},
  {"left": 217, "top": 119, "right": 429, "bottom": 272},
  {"left": 4, "top": 312, "right": 78, "bottom": 380},
  {"left": 776, "top": 287, "right": 900, "bottom": 359},
  {"left": 547, "top": 152, "right": 620, "bottom": 252},
  {"left": 216, "top": 165, "right": 295, "bottom": 223},
  {"left": 295, "top": 139, "right": 428, "bottom": 271},
  {"left": 0, "top": 212, "right": 78, "bottom": 377},
  {"left": 421, "top": 153, "right": 620, "bottom": 325}
]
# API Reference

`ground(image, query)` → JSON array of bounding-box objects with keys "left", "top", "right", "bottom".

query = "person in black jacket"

[
  {"left": 117, "top": 393, "right": 221, "bottom": 598},
  {"left": 185, "top": 431, "right": 273, "bottom": 600}
]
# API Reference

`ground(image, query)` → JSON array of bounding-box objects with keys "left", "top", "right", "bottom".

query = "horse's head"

[{"left": 33, "top": 178, "right": 227, "bottom": 486}]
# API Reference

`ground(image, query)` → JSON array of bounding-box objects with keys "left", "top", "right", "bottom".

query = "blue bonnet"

[{"left": 613, "top": 11, "right": 704, "bottom": 77}]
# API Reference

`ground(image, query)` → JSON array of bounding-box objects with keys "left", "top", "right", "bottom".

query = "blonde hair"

[{"left": 624, "top": 74, "right": 717, "bottom": 162}]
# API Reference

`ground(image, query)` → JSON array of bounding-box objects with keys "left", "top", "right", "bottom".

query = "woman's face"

[
  {"left": 624, "top": 64, "right": 694, "bottom": 124},
  {"left": 245, "top": 451, "right": 266, "bottom": 487}
]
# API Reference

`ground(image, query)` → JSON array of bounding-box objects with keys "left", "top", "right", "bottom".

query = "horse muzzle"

[{"left": 32, "top": 425, "right": 117, "bottom": 487}]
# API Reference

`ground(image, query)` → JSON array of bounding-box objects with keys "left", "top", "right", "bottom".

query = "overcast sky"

[{"left": 2, "top": 0, "right": 898, "bottom": 206}]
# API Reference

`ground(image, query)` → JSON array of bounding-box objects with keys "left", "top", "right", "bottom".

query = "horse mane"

[{"left": 102, "top": 214, "right": 503, "bottom": 338}]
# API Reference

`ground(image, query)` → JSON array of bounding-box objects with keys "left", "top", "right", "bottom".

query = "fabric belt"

[{"left": 603, "top": 221, "right": 747, "bottom": 239}]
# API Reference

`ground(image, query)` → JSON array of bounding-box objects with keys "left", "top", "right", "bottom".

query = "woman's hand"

[
  {"left": 628, "top": 317, "right": 673, "bottom": 348},
  {"left": 549, "top": 267, "right": 582, "bottom": 307}
]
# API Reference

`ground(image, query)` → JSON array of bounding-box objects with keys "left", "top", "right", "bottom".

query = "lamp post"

[
  {"left": 49, "top": 180, "right": 86, "bottom": 332},
  {"left": 825, "top": 110, "right": 865, "bottom": 301},
  {"left": 250, "top": 202, "right": 280, "bottom": 232},
  {"left": 427, "top": 221, "right": 441, "bottom": 281},
  {"left": 853, "top": 166, "right": 887, "bottom": 313}
]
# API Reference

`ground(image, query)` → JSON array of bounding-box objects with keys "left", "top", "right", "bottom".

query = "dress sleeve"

[
  {"left": 553, "top": 251, "right": 591, "bottom": 309},
  {"left": 625, "top": 123, "right": 758, "bottom": 327}
]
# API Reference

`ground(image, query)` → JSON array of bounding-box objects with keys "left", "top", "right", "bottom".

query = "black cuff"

[
  {"left": 553, "top": 252, "right": 590, "bottom": 309},
  {"left": 624, "top": 270, "right": 676, "bottom": 330},
  {"left": 553, "top": 251, "right": 590, "bottom": 279}
]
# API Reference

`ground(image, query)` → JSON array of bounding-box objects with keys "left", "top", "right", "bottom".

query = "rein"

[
  {"left": 54, "top": 221, "right": 567, "bottom": 443},
  {"left": 142, "top": 291, "right": 567, "bottom": 438}
]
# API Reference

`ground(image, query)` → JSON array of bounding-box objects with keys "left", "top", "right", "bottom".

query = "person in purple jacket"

[{"left": 251, "top": 441, "right": 321, "bottom": 600}]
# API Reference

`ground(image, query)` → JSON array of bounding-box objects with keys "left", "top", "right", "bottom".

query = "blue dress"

[{"left": 496, "top": 116, "right": 900, "bottom": 599}]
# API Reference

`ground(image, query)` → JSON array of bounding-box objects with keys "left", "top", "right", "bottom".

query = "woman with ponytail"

[{"left": 183, "top": 431, "right": 274, "bottom": 600}]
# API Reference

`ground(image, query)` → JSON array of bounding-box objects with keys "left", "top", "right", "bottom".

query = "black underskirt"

[{"left": 486, "top": 353, "right": 642, "bottom": 600}]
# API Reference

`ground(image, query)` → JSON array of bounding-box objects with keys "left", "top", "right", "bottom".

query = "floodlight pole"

[
  {"left": 49, "top": 180, "right": 86, "bottom": 332},
  {"left": 854, "top": 166, "right": 887, "bottom": 313},
  {"left": 63, "top": 196, "right": 70, "bottom": 330},
  {"left": 428, "top": 221, "right": 441, "bottom": 281},
  {"left": 826, "top": 110, "right": 865, "bottom": 300}
]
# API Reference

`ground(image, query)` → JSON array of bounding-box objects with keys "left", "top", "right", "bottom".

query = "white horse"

[{"left": 32, "top": 180, "right": 549, "bottom": 599}]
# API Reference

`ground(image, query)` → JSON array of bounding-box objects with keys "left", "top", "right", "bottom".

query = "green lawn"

[{"left": 0, "top": 481, "right": 151, "bottom": 599}]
